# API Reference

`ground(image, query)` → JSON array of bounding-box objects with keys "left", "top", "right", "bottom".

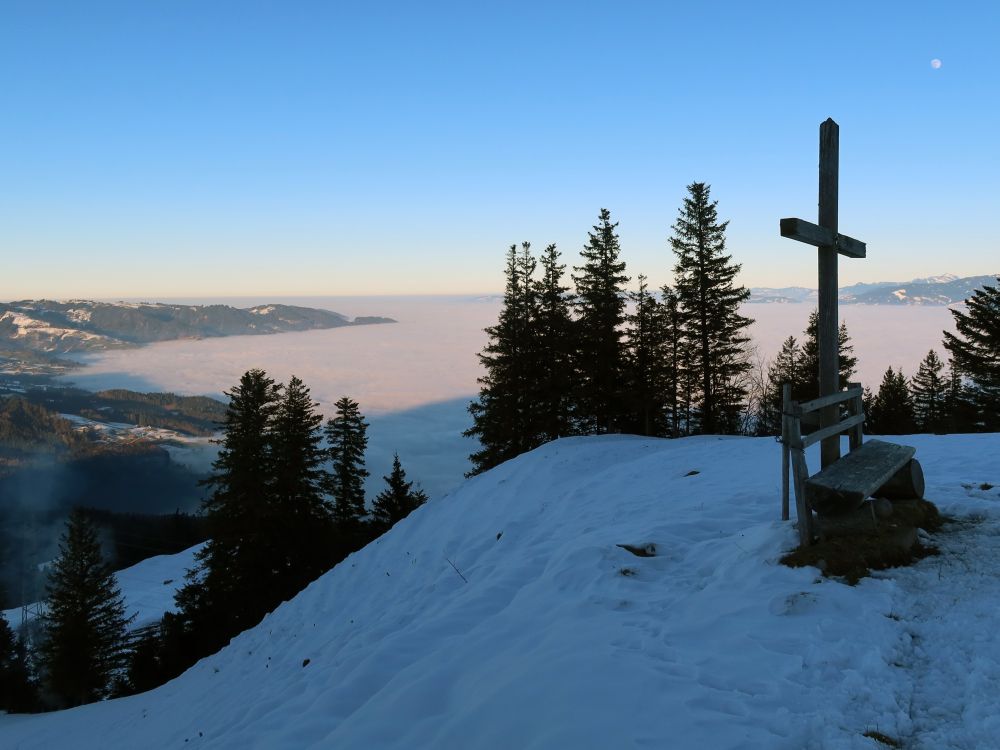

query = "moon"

[{"left": 931, "top": 58, "right": 942, "bottom": 69}]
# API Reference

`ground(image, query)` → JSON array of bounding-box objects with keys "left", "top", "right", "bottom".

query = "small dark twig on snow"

[{"left": 445, "top": 556, "right": 468, "bottom": 583}]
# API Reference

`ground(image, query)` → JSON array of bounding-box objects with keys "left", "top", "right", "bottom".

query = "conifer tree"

[
  {"left": 944, "top": 358, "right": 978, "bottom": 433},
  {"left": 760, "top": 336, "right": 803, "bottom": 435},
  {"left": 0, "top": 611, "right": 37, "bottom": 713},
  {"left": 370, "top": 454, "right": 428, "bottom": 535},
  {"left": 795, "top": 311, "right": 858, "bottom": 402},
  {"left": 176, "top": 369, "right": 280, "bottom": 640},
  {"left": 911, "top": 350, "right": 948, "bottom": 433},
  {"left": 670, "top": 183, "right": 752, "bottom": 434},
  {"left": 326, "top": 396, "right": 370, "bottom": 527},
  {"left": 531, "top": 243, "right": 576, "bottom": 442},
  {"left": 867, "top": 367, "right": 916, "bottom": 435},
  {"left": 272, "top": 377, "right": 328, "bottom": 514},
  {"left": 572, "top": 209, "right": 629, "bottom": 433},
  {"left": 660, "top": 285, "right": 686, "bottom": 436},
  {"left": 943, "top": 278, "right": 1000, "bottom": 430},
  {"left": 270, "top": 376, "right": 332, "bottom": 588},
  {"left": 39, "top": 510, "right": 133, "bottom": 707},
  {"left": 465, "top": 243, "right": 538, "bottom": 473},
  {"left": 624, "top": 276, "right": 669, "bottom": 436}
]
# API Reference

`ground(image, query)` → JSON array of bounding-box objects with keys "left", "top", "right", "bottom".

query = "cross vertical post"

[
  {"left": 780, "top": 118, "right": 866, "bottom": 470},
  {"left": 817, "top": 119, "right": 840, "bottom": 468}
]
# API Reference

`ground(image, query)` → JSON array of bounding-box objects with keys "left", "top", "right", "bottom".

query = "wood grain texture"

[
  {"left": 779, "top": 218, "right": 866, "bottom": 258},
  {"left": 807, "top": 439, "right": 916, "bottom": 515}
]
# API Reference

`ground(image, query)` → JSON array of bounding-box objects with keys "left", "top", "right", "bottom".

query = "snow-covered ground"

[
  {"left": 2, "top": 544, "right": 201, "bottom": 634},
  {"left": 2, "top": 433, "right": 998, "bottom": 749}
]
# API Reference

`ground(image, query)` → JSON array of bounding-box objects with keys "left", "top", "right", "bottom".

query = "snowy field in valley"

[
  {"left": 60, "top": 296, "right": 958, "bottom": 500},
  {"left": 2, "top": 544, "right": 202, "bottom": 634},
  {"left": 2, "top": 432, "right": 998, "bottom": 749}
]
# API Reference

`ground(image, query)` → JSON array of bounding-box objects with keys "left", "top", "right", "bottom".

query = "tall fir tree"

[
  {"left": 39, "top": 510, "right": 133, "bottom": 708},
  {"left": 911, "top": 349, "right": 948, "bottom": 433},
  {"left": 670, "top": 182, "right": 752, "bottom": 434},
  {"left": 465, "top": 243, "right": 539, "bottom": 473},
  {"left": 0, "top": 611, "right": 37, "bottom": 713},
  {"left": 623, "top": 276, "right": 669, "bottom": 436},
  {"left": 176, "top": 369, "right": 280, "bottom": 642},
  {"left": 572, "top": 209, "right": 629, "bottom": 433},
  {"left": 326, "top": 396, "right": 370, "bottom": 528},
  {"left": 794, "top": 311, "right": 858, "bottom": 402},
  {"left": 943, "top": 278, "right": 1000, "bottom": 430},
  {"left": 531, "top": 243, "right": 576, "bottom": 442},
  {"left": 270, "top": 376, "right": 332, "bottom": 589},
  {"left": 370, "top": 454, "right": 428, "bottom": 535},
  {"left": 867, "top": 367, "right": 916, "bottom": 435}
]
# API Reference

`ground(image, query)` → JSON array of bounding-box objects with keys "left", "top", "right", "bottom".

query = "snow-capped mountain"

[
  {"left": 748, "top": 274, "right": 997, "bottom": 306},
  {"left": 0, "top": 300, "right": 395, "bottom": 353},
  {"left": 3, "top": 433, "right": 999, "bottom": 748}
]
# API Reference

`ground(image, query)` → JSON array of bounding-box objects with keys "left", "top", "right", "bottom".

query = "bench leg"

[{"left": 791, "top": 448, "right": 813, "bottom": 546}]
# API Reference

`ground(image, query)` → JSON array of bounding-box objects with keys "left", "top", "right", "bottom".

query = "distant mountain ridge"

[
  {"left": 748, "top": 274, "right": 998, "bottom": 305},
  {"left": 0, "top": 300, "right": 395, "bottom": 353}
]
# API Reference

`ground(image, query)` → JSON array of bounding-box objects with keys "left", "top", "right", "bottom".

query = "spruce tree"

[
  {"left": 326, "top": 396, "right": 370, "bottom": 528},
  {"left": 176, "top": 369, "right": 280, "bottom": 641},
  {"left": 0, "top": 611, "right": 37, "bottom": 713},
  {"left": 943, "top": 278, "right": 1000, "bottom": 430},
  {"left": 670, "top": 183, "right": 752, "bottom": 434},
  {"left": 760, "top": 336, "right": 803, "bottom": 436},
  {"left": 370, "top": 454, "right": 428, "bottom": 535},
  {"left": 660, "top": 285, "right": 686, "bottom": 436},
  {"left": 572, "top": 209, "right": 629, "bottom": 433},
  {"left": 39, "top": 510, "right": 133, "bottom": 707},
  {"left": 795, "top": 311, "right": 858, "bottom": 402},
  {"left": 465, "top": 243, "right": 538, "bottom": 473},
  {"left": 911, "top": 349, "right": 948, "bottom": 433},
  {"left": 624, "top": 276, "right": 669, "bottom": 436},
  {"left": 868, "top": 367, "right": 916, "bottom": 435},
  {"left": 944, "top": 358, "right": 978, "bottom": 433},
  {"left": 270, "top": 376, "right": 332, "bottom": 590},
  {"left": 531, "top": 243, "right": 576, "bottom": 442}
]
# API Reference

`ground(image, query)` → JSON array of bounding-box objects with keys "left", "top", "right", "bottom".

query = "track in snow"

[{"left": 887, "top": 487, "right": 1000, "bottom": 749}]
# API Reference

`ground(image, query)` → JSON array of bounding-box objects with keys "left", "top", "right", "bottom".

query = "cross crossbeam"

[{"left": 779, "top": 218, "right": 866, "bottom": 259}]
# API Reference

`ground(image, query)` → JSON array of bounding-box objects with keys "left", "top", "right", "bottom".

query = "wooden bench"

[{"left": 780, "top": 382, "right": 924, "bottom": 546}]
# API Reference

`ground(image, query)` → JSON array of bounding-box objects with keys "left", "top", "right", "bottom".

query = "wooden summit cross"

[{"left": 780, "top": 118, "right": 866, "bottom": 469}]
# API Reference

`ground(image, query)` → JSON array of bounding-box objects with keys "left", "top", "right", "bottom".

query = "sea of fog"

[{"left": 63, "top": 296, "right": 958, "bottom": 500}]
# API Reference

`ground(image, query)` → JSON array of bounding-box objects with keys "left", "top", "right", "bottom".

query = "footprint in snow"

[{"left": 768, "top": 591, "right": 818, "bottom": 616}]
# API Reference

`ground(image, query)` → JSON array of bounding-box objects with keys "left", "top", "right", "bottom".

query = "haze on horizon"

[{"left": 2, "top": 1, "right": 998, "bottom": 300}]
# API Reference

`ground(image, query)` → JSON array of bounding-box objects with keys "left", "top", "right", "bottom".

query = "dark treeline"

[
  {"left": 467, "top": 187, "right": 1000, "bottom": 474},
  {"left": 0, "top": 509, "right": 208, "bottom": 611},
  {"left": 466, "top": 183, "right": 755, "bottom": 475},
  {"left": 759, "top": 279, "right": 1000, "bottom": 436},
  {"left": 0, "top": 369, "right": 427, "bottom": 712},
  {"left": 14, "top": 387, "right": 228, "bottom": 437}
]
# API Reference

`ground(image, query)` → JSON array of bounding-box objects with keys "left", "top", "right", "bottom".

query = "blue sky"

[{"left": 2, "top": 1, "right": 997, "bottom": 298}]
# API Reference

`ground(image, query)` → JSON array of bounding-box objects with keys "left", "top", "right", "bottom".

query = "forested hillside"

[{"left": 0, "top": 300, "right": 395, "bottom": 353}]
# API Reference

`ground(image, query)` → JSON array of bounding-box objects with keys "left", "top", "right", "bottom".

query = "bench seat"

[{"left": 806, "top": 439, "right": 915, "bottom": 515}]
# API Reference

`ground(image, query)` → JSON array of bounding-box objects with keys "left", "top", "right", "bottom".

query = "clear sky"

[{"left": 2, "top": 1, "right": 997, "bottom": 299}]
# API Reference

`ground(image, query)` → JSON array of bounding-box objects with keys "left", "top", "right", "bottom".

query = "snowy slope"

[
  {"left": 2, "top": 434, "right": 999, "bottom": 749},
  {"left": 2, "top": 545, "right": 202, "bottom": 633}
]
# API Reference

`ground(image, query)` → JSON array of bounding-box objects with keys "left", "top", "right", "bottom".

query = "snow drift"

[{"left": 2, "top": 433, "right": 999, "bottom": 749}]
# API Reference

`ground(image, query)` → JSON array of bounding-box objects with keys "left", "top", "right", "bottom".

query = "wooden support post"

[
  {"left": 787, "top": 404, "right": 812, "bottom": 546},
  {"left": 847, "top": 381, "right": 863, "bottom": 451},
  {"left": 781, "top": 383, "right": 791, "bottom": 521},
  {"left": 818, "top": 118, "right": 840, "bottom": 469}
]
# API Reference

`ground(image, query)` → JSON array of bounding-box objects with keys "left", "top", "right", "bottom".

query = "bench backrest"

[
  {"left": 782, "top": 382, "right": 864, "bottom": 452},
  {"left": 780, "top": 382, "right": 864, "bottom": 545}
]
